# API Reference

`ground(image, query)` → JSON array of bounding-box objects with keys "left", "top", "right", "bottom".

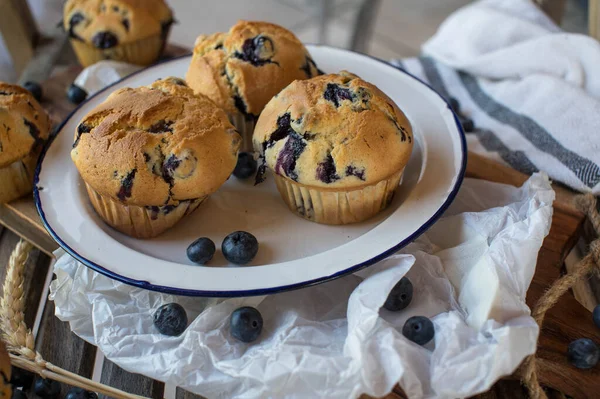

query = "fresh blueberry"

[
  {"left": 234, "top": 152, "right": 257, "bottom": 179},
  {"left": 383, "top": 277, "right": 413, "bottom": 311},
  {"left": 222, "top": 231, "right": 259, "bottom": 265},
  {"left": 10, "top": 367, "right": 33, "bottom": 389},
  {"left": 32, "top": 378, "right": 61, "bottom": 399},
  {"left": 568, "top": 338, "right": 599, "bottom": 369},
  {"left": 23, "top": 81, "right": 42, "bottom": 102},
  {"left": 449, "top": 97, "right": 460, "bottom": 113},
  {"left": 153, "top": 303, "right": 188, "bottom": 336},
  {"left": 64, "top": 387, "right": 98, "bottom": 399},
  {"left": 92, "top": 31, "right": 118, "bottom": 49},
  {"left": 67, "top": 84, "right": 87, "bottom": 105},
  {"left": 460, "top": 117, "right": 475, "bottom": 132},
  {"left": 316, "top": 154, "right": 339, "bottom": 184},
  {"left": 187, "top": 237, "right": 215, "bottom": 264},
  {"left": 402, "top": 316, "right": 435, "bottom": 346},
  {"left": 230, "top": 306, "right": 263, "bottom": 343},
  {"left": 593, "top": 305, "right": 600, "bottom": 329},
  {"left": 12, "top": 390, "right": 27, "bottom": 399}
]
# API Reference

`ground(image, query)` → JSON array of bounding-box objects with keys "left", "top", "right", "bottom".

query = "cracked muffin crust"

[
  {"left": 63, "top": 0, "right": 173, "bottom": 66},
  {"left": 185, "top": 21, "right": 320, "bottom": 151},
  {"left": 0, "top": 83, "right": 51, "bottom": 203},
  {"left": 253, "top": 71, "right": 413, "bottom": 225},
  {"left": 71, "top": 77, "right": 241, "bottom": 237}
]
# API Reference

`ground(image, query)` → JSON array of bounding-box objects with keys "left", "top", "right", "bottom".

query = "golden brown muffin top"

[
  {"left": 186, "top": 20, "right": 320, "bottom": 119},
  {"left": 71, "top": 77, "right": 241, "bottom": 206},
  {"left": 63, "top": 0, "right": 173, "bottom": 48},
  {"left": 253, "top": 71, "right": 413, "bottom": 189},
  {"left": 0, "top": 83, "right": 51, "bottom": 168}
]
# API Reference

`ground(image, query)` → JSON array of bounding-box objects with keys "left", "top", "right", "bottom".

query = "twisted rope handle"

[{"left": 522, "top": 193, "right": 600, "bottom": 399}]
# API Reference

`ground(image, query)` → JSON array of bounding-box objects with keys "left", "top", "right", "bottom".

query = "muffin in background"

[
  {"left": 71, "top": 77, "right": 241, "bottom": 238},
  {"left": 253, "top": 71, "right": 413, "bottom": 225},
  {"left": 63, "top": 0, "right": 173, "bottom": 67},
  {"left": 0, "top": 83, "right": 51, "bottom": 204},
  {"left": 186, "top": 21, "right": 321, "bottom": 151}
]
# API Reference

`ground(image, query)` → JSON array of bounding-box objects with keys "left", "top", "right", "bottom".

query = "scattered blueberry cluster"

[
  {"left": 383, "top": 276, "right": 435, "bottom": 346},
  {"left": 186, "top": 231, "right": 259, "bottom": 266},
  {"left": 10, "top": 366, "right": 97, "bottom": 399}
]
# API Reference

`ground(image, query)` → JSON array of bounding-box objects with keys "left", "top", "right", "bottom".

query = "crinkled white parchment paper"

[{"left": 49, "top": 174, "right": 553, "bottom": 399}]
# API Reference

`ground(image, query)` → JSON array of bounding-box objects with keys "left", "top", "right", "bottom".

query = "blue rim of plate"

[{"left": 34, "top": 45, "right": 467, "bottom": 297}]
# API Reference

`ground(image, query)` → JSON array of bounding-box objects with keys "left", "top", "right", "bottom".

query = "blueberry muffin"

[
  {"left": 71, "top": 77, "right": 241, "bottom": 238},
  {"left": 253, "top": 71, "right": 413, "bottom": 225},
  {"left": 63, "top": 0, "right": 173, "bottom": 67},
  {"left": 186, "top": 21, "right": 321, "bottom": 151},
  {"left": 0, "top": 83, "right": 51, "bottom": 204}
]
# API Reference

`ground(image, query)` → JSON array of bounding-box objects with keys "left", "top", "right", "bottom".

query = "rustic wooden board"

[{"left": 99, "top": 360, "right": 164, "bottom": 399}]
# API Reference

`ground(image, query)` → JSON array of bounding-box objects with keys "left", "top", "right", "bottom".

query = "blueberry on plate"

[
  {"left": 233, "top": 152, "right": 257, "bottom": 179},
  {"left": 67, "top": 84, "right": 88, "bottom": 105},
  {"left": 567, "top": 338, "right": 599, "bottom": 369},
  {"left": 153, "top": 303, "right": 188, "bottom": 336},
  {"left": 12, "top": 390, "right": 27, "bottom": 399},
  {"left": 10, "top": 366, "right": 33, "bottom": 388},
  {"left": 230, "top": 306, "right": 263, "bottom": 343},
  {"left": 222, "top": 231, "right": 259, "bottom": 265},
  {"left": 23, "top": 81, "right": 42, "bottom": 102},
  {"left": 187, "top": 237, "right": 215, "bottom": 264},
  {"left": 593, "top": 304, "right": 600, "bottom": 329},
  {"left": 402, "top": 316, "right": 435, "bottom": 346},
  {"left": 65, "top": 387, "right": 98, "bottom": 399},
  {"left": 32, "top": 378, "right": 61, "bottom": 399},
  {"left": 383, "top": 277, "right": 413, "bottom": 311}
]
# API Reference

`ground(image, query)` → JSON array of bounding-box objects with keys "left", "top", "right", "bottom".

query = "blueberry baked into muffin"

[
  {"left": 186, "top": 21, "right": 321, "bottom": 151},
  {"left": 71, "top": 77, "right": 241, "bottom": 238},
  {"left": 253, "top": 71, "right": 413, "bottom": 225},
  {"left": 63, "top": 0, "right": 173, "bottom": 67},
  {"left": 0, "top": 83, "right": 51, "bottom": 204}
]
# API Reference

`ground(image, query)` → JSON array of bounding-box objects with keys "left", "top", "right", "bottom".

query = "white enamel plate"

[{"left": 35, "top": 46, "right": 466, "bottom": 296}]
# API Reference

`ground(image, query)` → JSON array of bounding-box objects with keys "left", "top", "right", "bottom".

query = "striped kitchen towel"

[{"left": 392, "top": 0, "right": 600, "bottom": 195}]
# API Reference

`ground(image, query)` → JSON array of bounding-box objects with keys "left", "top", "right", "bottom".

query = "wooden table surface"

[{"left": 1, "top": 47, "right": 598, "bottom": 399}]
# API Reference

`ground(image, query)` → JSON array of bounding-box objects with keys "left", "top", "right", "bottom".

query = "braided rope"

[{"left": 522, "top": 193, "right": 600, "bottom": 399}]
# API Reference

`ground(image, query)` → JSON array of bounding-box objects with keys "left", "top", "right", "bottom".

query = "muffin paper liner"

[
  {"left": 85, "top": 183, "right": 205, "bottom": 238},
  {"left": 274, "top": 169, "right": 404, "bottom": 225},
  {"left": 70, "top": 27, "right": 170, "bottom": 68},
  {"left": 228, "top": 112, "right": 256, "bottom": 153},
  {"left": 0, "top": 147, "right": 42, "bottom": 204}
]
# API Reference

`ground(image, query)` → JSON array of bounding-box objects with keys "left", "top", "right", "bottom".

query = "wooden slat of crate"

[{"left": 99, "top": 360, "right": 164, "bottom": 399}]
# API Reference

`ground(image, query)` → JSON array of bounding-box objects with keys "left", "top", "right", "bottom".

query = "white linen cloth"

[
  {"left": 393, "top": 0, "right": 600, "bottom": 195},
  {"left": 50, "top": 174, "right": 553, "bottom": 399}
]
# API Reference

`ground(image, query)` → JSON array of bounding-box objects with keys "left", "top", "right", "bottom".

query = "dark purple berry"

[
  {"left": 68, "top": 12, "right": 85, "bottom": 41},
  {"left": 383, "top": 277, "right": 413, "bottom": 311},
  {"left": 568, "top": 338, "right": 599, "bottom": 369},
  {"left": 402, "top": 316, "right": 434, "bottom": 346},
  {"left": 121, "top": 18, "right": 130, "bottom": 32},
  {"left": 233, "top": 35, "right": 277, "bottom": 67},
  {"left": 23, "top": 82, "right": 42, "bottom": 102},
  {"left": 33, "top": 378, "right": 60, "bottom": 399},
  {"left": 323, "top": 84, "right": 353, "bottom": 107},
  {"left": 187, "top": 237, "right": 215, "bottom": 264},
  {"left": 148, "top": 120, "right": 173, "bottom": 133},
  {"left": 460, "top": 117, "right": 475, "bottom": 132},
  {"left": 222, "top": 231, "right": 258, "bottom": 265},
  {"left": 92, "top": 31, "right": 118, "bottom": 49},
  {"left": 593, "top": 305, "right": 600, "bottom": 329},
  {"left": 12, "top": 390, "right": 27, "bottom": 399},
  {"left": 65, "top": 387, "right": 98, "bottom": 399},
  {"left": 345, "top": 165, "right": 365, "bottom": 181},
  {"left": 116, "top": 169, "right": 137, "bottom": 201},
  {"left": 153, "top": 303, "right": 188, "bottom": 336},
  {"left": 230, "top": 307, "right": 263, "bottom": 343},
  {"left": 67, "top": 84, "right": 87, "bottom": 105},
  {"left": 315, "top": 154, "right": 340, "bottom": 184},
  {"left": 10, "top": 367, "right": 33, "bottom": 389},
  {"left": 233, "top": 152, "right": 257, "bottom": 179}
]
